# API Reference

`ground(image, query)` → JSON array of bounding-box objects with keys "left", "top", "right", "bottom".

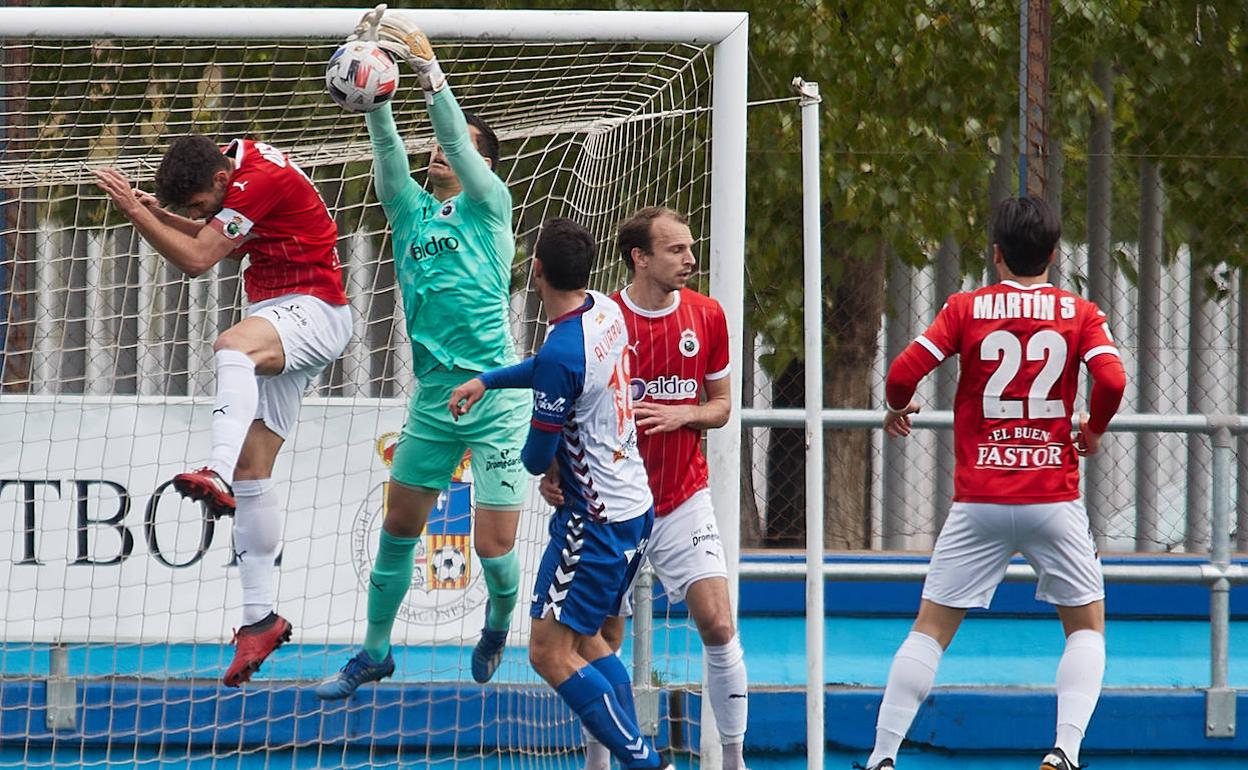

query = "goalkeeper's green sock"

[
  {"left": 479, "top": 549, "right": 520, "bottom": 633},
  {"left": 363, "top": 530, "right": 419, "bottom": 661}
]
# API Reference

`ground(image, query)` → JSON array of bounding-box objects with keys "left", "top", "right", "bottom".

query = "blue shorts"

[{"left": 530, "top": 507, "right": 654, "bottom": 636}]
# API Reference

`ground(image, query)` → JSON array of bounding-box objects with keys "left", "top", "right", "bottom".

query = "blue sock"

[
  {"left": 591, "top": 654, "right": 640, "bottom": 725},
  {"left": 556, "top": 665, "right": 661, "bottom": 769}
]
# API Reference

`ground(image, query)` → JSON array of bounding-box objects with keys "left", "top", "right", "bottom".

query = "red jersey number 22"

[{"left": 980, "top": 330, "right": 1067, "bottom": 420}]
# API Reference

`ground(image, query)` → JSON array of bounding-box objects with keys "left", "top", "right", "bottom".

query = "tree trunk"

[
  {"left": 764, "top": 358, "right": 806, "bottom": 547},
  {"left": 822, "top": 236, "right": 886, "bottom": 549}
]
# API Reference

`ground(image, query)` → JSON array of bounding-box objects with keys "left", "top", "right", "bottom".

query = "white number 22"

[{"left": 980, "top": 330, "right": 1067, "bottom": 419}]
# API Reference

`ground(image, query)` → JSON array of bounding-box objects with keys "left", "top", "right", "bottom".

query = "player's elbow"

[
  {"left": 1091, "top": 358, "right": 1127, "bottom": 394},
  {"left": 521, "top": 443, "right": 553, "bottom": 477},
  {"left": 884, "top": 368, "right": 917, "bottom": 396}
]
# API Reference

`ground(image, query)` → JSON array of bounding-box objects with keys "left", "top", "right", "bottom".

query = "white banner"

[{"left": 0, "top": 396, "right": 547, "bottom": 645}]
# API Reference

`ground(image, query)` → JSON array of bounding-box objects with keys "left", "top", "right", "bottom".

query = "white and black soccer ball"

[
  {"left": 432, "top": 545, "right": 467, "bottom": 585},
  {"left": 325, "top": 41, "right": 399, "bottom": 113}
]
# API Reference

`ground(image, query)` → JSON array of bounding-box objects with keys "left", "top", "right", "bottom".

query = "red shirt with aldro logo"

[{"left": 613, "top": 287, "right": 730, "bottom": 516}]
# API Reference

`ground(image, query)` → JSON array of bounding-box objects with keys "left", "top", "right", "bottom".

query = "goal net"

[{"left": 0, "top": 7, "right": 745, "bottom": 770}]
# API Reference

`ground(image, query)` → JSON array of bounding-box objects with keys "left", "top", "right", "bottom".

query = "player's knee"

[
  {"left": 474, "top": 528, "right": 517, "bottom": 559},
  {"left": 600, "top": 623, "right": 625, "bottom": 652},
  {"left": 698, "top": 616, "right": 736, "bottom": 647},
  {"left": 213, "top": 331, "right": 245, "bottom": 355},
  {"left": 527, "top": 641, "right": 554, "bottom": 678}
]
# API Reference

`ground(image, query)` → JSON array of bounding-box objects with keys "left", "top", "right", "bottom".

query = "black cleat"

[{"left": 1040, "top": 748, "right": 1080, "bottom": 770}]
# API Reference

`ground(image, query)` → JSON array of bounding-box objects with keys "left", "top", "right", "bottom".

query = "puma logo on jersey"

[
  {"left": 232, "top": 180, "right": 249, "bottom": 192},
  {"left": 213, "top": 406, "right": 228, "bottom": 415}
]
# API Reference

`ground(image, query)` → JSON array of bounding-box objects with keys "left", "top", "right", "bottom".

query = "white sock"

[
  {"left": 704, "top": 635, "right": 749, "bottom": 752},
  {"left": 868, "top": 631, "right": 944, "bottom": 768},
  {"left": 232, "top": 478, "right": 283, "bottom": 626},
  {"left": 208, "top": 349, "right": 258, "bottom": 485},
  {"left": 1054, "top": 629, "right": 1105, "bottom": 765},
  {"left": 582, "top": 729, "right": 610, "bottom": 770}
]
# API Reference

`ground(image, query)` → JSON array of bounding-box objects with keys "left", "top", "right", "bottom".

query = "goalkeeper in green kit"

[{"left": 318, "top": 5, "right": 529, "bottom": 698}]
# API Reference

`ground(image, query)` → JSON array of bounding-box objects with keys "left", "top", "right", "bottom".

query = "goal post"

[{"left": 0, "top": 5, "right": 747, "bottom": 768}]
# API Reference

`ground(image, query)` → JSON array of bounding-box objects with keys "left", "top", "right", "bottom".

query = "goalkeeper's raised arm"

[{"left": 370, "top": 6, "right": 506, "bottom": 211}]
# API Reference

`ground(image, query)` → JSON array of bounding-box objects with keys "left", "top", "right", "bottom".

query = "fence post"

[
  {"left": 883, "top": 253, "right": 912, "bottom": 549},
  {"left": 631, "top": 565, "right": 659, "bottom": 737},
  {"left": 1136, "top": 159, "right": 1164, "bottom": 550},
  {"left": 1085, "top": 59, "right": 1114, "bottom": 546},
  {"left": 793, "top": 75, "right": 825, "bottom": 770},
  {"left": 1206, "top": 418, "right": 1235, "bottom": 737}
]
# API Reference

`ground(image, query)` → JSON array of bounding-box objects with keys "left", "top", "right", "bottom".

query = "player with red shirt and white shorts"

[
  {"left": 93, "top": 136, "right": 351, "bottom": 687},
  {"left": 541, "top": 207, "right": 749, "bottom": 770},
  {"left": 860, "top": 197, "right": 1126, "bottom": 770}
]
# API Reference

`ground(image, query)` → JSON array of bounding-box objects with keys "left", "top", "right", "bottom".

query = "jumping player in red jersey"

[
  {"left": 859, "top": 197, "right": 1126, "bottom": 770},
  {"left": 93, "top": 136, "right": 351, "bottom": 687},
  {"left": 541, "top": 207, "right": 748, "bottom": 770}
]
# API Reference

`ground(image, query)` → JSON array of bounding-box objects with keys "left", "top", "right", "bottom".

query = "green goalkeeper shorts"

[{"left": 390, "top": 366, "right": 531, "bottom": 509}]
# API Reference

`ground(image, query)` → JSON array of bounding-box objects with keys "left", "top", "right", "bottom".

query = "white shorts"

[
  {"left": 922, "top": 500, "right": 1105, "bottom": 609},
  {"left": 246, "top": 294, "right": 352, "bottom": 439},
  {"left": 617, "top": 488, "right": 728, "bottom": 616}
]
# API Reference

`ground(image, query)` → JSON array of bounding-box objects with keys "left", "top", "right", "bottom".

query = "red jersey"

[
  {"left": 209, "top": 139, "right": 347, "bottom": 306},
  {"left": 885, "top": 280, "right": 1126, "bottom": 504},
  {"left": 614, "top": 287, "right": 731, "bottom": 516}
]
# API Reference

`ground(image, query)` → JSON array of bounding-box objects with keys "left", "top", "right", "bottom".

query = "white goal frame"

[
  {"left": 0, "top": 4, "right": 746, "bottom": 586},
  {"left": 1, "top": 5, "right": 749, "bottom": 766}
]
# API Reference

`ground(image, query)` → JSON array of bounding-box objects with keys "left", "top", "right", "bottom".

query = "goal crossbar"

[{"left": 0, "top": 7, "right": 747, "bottom": 44}]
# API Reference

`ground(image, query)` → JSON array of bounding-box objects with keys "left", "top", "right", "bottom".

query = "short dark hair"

[
  {"left": 535, "top": 217, "right": 595, "bottom": 291},
  {"left": 463, "top": 111, "right": 500, "bottom": 171},
  {"left": 154, "top": 134, "right": 231, "bottom": 207},
  {"left": 991, "top": 196, "right": 1061, "bottom": 277},
  {"left": 615, "top": 206, "right": 689, "bottom": 270}
]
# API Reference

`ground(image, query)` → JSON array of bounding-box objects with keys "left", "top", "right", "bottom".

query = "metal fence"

[{"left": 738, "top": 2, "right": 1248, "bottom": 556}]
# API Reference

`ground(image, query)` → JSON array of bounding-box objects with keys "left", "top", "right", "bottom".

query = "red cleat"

[
  {"left": 223, "top": 612, "right": 293, "bottom": 688},
  {"left": 172, "top": 467, "right": 236, "bottom": 516}
]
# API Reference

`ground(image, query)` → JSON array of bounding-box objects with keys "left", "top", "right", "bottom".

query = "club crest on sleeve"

[
  {"left": 225, "top": 215, "right": 246, "bottom": 238},
  {"left": 438, "top": 200, "right": 456, "bottom": 218},
  {"left": 679, "top": 328, "right": 700, "bottom": 357}
]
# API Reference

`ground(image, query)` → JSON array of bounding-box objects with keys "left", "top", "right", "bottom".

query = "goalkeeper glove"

[{"left": 349, "top": 4, "right": 446, "bottom": 94}]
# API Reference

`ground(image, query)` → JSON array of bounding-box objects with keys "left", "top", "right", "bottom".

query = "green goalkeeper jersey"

[{"left": 365, "top": 88, "right": 518, "bottom": 377}]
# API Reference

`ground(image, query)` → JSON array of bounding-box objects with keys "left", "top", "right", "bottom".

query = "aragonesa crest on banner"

[{"left": 352, "top": 434, "right": 486, "bottom": 626}]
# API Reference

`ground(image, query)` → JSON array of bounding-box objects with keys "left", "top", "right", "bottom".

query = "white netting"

[{"left": 0, "top": 30, "right": 722, "bottom": 770}]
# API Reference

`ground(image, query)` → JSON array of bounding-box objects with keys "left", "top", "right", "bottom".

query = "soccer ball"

[
  {"left": 432, "top": 545, "right": 467, "bottom": 585},
  {"left": 325, "top": 41, "right": 399, "bottom": 113}
]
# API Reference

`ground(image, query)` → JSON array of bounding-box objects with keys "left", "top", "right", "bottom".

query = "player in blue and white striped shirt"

[{"left": 450, "top": 218, "right": 670, "bottom": 770}]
